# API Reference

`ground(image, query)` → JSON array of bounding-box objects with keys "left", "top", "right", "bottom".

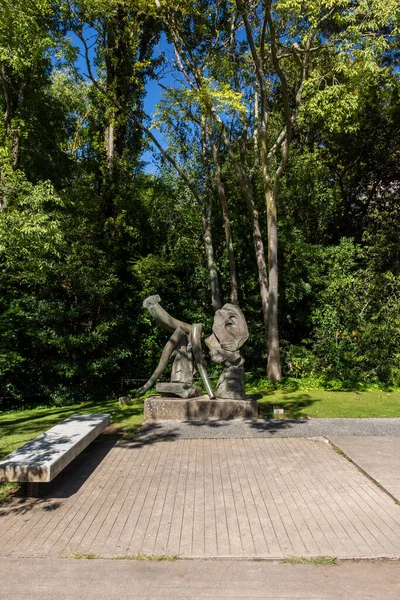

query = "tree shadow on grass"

[
  {"left": 0, "top": 400, "right": 143, "bottom": 428},
  {"left": 256, "top": 392, "right": 319, "bottom": 420}
]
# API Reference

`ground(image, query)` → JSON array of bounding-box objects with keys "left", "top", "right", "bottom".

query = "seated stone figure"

[
  {"left": 136, "top": 295, "right": 215, "bottom": 399},
  {"left": 136, "top": 295, "right": 249, "bottom": 400},
  {"left": 205, "top": 304, "right": 249, "bottom": 400}
]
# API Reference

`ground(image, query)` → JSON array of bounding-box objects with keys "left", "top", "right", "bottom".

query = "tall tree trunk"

[
  {"left": 212, "top": 113, "right": 269, "bottom": 338},
  {"left": 239, "top": 3, "right": 283, "bottom": 379},
  {"left": 266, "top": 187, "right": 281, "bottom": 380},
  {"left": 242, "top": 180, "right": 269, "bottom": 340},
  {"left": 201, "top": 203, "right": 222, "bottom": 312},
  {"left": 1, "top": 61, "right": 21, "bottom": 171},
  {"left": 103, "top": 7, "right": 130, "bottom": 218},
  {"left": 234, "top": 166, "right": 269, "bottom": 338},
  {"left": 211, "top": 141, "right": 239, "bottom": 305},
  {"left": 105, "top": 118, "right": 115, "bottom": 176},
  {"left": 201, "top": 121, "right": 224, "bottom": 311},
  {"left": 260, "top": 113, "right": 281, "bottom": 381}
]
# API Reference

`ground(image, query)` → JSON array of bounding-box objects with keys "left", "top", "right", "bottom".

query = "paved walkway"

[
  {"left": 1, "top": 558, "right": 399, "bottom": 600},
  {"left": 330, "top": 436, "right": 400, "bottom": 501},
  {"left": 1, "top": 435, "right": 400, "bottom": 560}
]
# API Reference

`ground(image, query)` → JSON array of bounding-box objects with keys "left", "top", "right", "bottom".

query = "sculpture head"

[{"left": 205, "top": 303, "right": 249, "bottom": 364}]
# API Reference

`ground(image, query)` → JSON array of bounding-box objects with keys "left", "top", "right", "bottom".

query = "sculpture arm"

[{"left": 143, "top": 295, "right": 191, "bottom": 334}]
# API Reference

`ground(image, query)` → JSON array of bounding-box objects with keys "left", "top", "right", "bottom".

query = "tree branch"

[{"left": 76, "top": 28, "right": 204, "bottom": 207}]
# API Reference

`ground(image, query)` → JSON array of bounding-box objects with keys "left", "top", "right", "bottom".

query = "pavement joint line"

[
  {"left": 326, "top": 438, "right": 400, "bottom": 505},
  {"left": 306, "top": 438, "right": 400, "bottom": 553},
  {"left": 282, "top": 440, "right": 378, "bottom": 554}
]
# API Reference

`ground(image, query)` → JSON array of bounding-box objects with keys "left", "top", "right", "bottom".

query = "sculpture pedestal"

[{"left": 144, "top": 395, "right": 258, "bottom": 421}]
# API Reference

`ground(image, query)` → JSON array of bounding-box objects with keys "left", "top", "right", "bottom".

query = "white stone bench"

[{"left": 0, "top": 413, "right": 110, "bottom": 496}]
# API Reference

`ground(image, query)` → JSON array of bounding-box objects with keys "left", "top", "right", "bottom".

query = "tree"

[
  {"left": 155, "top": 90, "right": 240, "bottom": 306},
  {"left": 150, "top": 1, "right": 271, "bottom": 352},
  {"left": 72, "top": 0, "right": 226, "bottom": 311},
  {"left": 67, "top": 1, "right": 160, "bottom": 217},
  {"left": 150, "top": 0, "right": 398, "bottom": 379},
  {"left": 0, "top": 0, "right": 61, "bottom": 175}
]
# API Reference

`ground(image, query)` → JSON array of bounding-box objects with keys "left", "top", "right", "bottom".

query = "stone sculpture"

[
  {"left": 136, "top": 295, "right": 215, "bottom": 399},
  {"left": 205, "top": 304, "right": 248, "bottom": 400},
  {"left": 136, "top": 295, "right": 249, "bottom": 400}
]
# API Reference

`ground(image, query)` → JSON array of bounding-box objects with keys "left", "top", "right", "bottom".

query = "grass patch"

[
  {"left": 283, "top": 556, "right": 337, "bottom": 565},
  {"left": 122, "top": 422, "right": 143, "bottom": 440},
  {"left": 332, "top": 445, "right": 347, "bottom": 458},
  {"left": 70, "top": 553, "right": 179, "bottom": 561},
  {"left": 246, "top": 375, "right": 400, "bottom": 393},
  {"left": 113, "top": 554, "right": 179, "bottom": 561},
  {"left": 0, "top": 481, "right": 20, "bottom": 504}
]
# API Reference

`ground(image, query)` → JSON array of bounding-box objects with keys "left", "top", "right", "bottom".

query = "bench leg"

[{"left": 26, "top": 482, "right": 39, "bottom": 497}]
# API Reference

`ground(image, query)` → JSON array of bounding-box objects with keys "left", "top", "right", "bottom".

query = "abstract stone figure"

[
  {"left": 136, "top": 295, "right": 215, "bottom": 399},
  {"left": 205, "top": 304, "right": 249, "bottom": 400},
  {"left": 137, "top": 296, "right": 250, "bottom": 401}
]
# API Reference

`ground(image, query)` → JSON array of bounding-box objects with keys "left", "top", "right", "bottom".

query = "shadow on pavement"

[
  {"left": 120, "top": 422, "right": 180, "bottom": 448},
  {"left": 249, "top": 418, "right": 308, "bottom": 433},
  {"left": 186, "top": 420, "right": 229, "bottom": 428}
]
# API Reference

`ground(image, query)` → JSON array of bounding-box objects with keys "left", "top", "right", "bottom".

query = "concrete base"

[{"left": 144, "top": 395, "right": 258, "bottom": 421}]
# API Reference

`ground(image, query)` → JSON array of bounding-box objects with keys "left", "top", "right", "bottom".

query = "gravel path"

[{"left": 136, "top": 417, "right": 400, "bottom": 441}]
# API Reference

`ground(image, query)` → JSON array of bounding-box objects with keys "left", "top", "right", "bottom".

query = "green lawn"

[{"left": 254, "top": 388, "right": 400, "bottom": 419}]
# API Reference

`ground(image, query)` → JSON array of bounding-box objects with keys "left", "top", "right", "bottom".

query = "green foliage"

[
  {"left": 311, "top": 238, "right": 400, "bottom": 385},
  {"left": 276, "top": 233, "right": 400, "bottom": 385},
  {"left": 183, "top": 80, "right": 247, "bottom": 116},
  {"left": 0, "top": 0, "right": 400, "bottom": 408},
  {"left": 0, "top": 0, "right": 56, "bottom": 72}
]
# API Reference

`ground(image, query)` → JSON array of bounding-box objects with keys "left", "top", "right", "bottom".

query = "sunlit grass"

[{"left": 252, "top": 388, "right": 400, "bottom": 419}]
